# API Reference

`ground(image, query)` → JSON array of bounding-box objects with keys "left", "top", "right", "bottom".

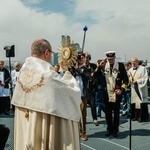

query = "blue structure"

[{"left": 50, "top": 52, "right": 58, "bottom": 66}]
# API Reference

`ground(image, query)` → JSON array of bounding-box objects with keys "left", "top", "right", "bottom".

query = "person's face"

[
  {"left": 101, "top": 62, "right": 105, "bottom": 66},
  {"left": 125, "top": 64, "right": 131, "bottom": 71},
  {"left": 85, "top": 56, "right": 90, "bottom": 64},
  {"left": 107, "top": 57, "right": 115, "bottom": 65},
  {"left": 54, "top": 66, "right": 60, "bottom": 72},
  {"left": 131, "top": 59, "right": 138, "bottom": 68},
  {"left": 0, "top": 62, "right": 4, "bottom": 70},
  {"left": 44, "top": 48, "right": 53, "bottom": 63},
  {"left": 78, "top": 55, "right": 85, "bottom": 64},
  {"left": 15, "top": 64, "right": 21, "bottom": 70}
]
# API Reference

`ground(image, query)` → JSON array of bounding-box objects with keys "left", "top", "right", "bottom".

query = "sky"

[{"left": 0, "top": 0, "right": 150, "bottom": 63}]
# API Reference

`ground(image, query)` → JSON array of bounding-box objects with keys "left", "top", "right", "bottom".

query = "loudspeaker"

[{"left": 6, "top": 45, "right": 15, "bottom": 57}]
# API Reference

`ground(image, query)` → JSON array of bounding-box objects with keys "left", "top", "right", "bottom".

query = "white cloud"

[
  {"left": 0, "top": 0, "right": 150, "bottom": 64},
  {"left": 73, "top": 0, "right": 150, "bottom": 61},
  {"left": 21, "top": 0, "right": 43, "bottom": 4},
  {"left": 0, "top": 0, "right": 68, "bottom": 62}
]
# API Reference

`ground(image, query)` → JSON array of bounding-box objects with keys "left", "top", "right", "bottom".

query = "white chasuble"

[
  {"left": 105, "top": 60, "right": 119, "bottom": 102},
  {"left": 12, "top": 57, "right": 81, "bottom": 150},
  {"left": 14, "top": 107, "right": 80, "bottom": 150}
]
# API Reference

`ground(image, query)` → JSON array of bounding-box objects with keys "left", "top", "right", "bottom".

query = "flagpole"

[{"left": 81, "top": 26, "right": 88, "bottom": 53}]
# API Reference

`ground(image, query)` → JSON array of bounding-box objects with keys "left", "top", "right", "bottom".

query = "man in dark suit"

[
  {"left": 94, "top": 51, "right": 128, "bottom": 137},
  {"left": 0, "top": 61, "right": 11, "bottom": 115},
  {"left": 81, "top": 52, "right": 98, "bottom": 126}
]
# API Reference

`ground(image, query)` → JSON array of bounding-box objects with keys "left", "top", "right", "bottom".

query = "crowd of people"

[{"left": 0, "top": 38, "right": 149, "bottom": 149}]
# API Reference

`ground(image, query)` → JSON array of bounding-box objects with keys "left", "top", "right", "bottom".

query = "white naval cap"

[{"left": 105, "top": 51, "right": 116, "bottom": 59}]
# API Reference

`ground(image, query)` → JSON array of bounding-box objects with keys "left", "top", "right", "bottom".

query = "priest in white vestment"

[
  {"left": 12, "top": 39, "right": 82, "bottom": 150},
  {"left": 129, "top": 57, "right": 149, "bottom": 122}
]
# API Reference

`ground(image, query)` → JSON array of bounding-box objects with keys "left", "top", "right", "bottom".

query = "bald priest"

[{"left": 12, "top": 39, "right": 82, "bottom": 150}]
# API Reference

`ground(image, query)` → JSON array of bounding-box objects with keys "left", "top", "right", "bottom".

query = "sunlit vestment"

[{"left": 12, "top": 57, "right": 81, "bottom": 150}]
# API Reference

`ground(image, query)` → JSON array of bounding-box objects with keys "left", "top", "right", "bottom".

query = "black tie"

[{"left": 110, "top": 64, "right": 113, "bottom": 74}]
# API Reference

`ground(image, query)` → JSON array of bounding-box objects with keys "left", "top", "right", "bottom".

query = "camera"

[{"left": 77, "top": 53, "right": 81, "bottom": 60}]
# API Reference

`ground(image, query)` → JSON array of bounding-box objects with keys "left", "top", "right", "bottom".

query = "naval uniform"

[{"left": 94, "top": 60, "right": 128, "bottom": 134}]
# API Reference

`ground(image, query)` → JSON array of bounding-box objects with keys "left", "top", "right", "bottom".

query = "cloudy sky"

[{"left": 0, "top": 0, "right": 150, "bottom": 63}]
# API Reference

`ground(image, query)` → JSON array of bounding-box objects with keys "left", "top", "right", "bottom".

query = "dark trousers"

[
  {"left": 0, "top": 124, "right": 10, "bottom": 150},
  {"left": 88, "top": 92, "right": 97, "bottom": 120},
  {"left": 95, "top": 90, "right": 105, "bottom": 116},
  {"left": 80, "top": 96, "right": 87, "bottom": 133},
  {"left": 105, "top": 100, "right": 121, "bottom": 133},
  {"left": 0, "top": 97, "right": 10, "bottom": 113},
  {"left": 131, "top": 103, "right": 149, "bottom": 121}
]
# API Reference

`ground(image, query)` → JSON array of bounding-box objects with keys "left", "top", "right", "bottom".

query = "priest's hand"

[
  {"left": 115, "top": 89, "right": 122, "bottom": 95},
  {"left": 0, "top": 82, "right": 5, "bottom": 86},
  {"left": 100, "top": 58, "right": 107, "bottom": 67},
  {"left": 132, "top": 80, "right": 137, "bottom": 85}
]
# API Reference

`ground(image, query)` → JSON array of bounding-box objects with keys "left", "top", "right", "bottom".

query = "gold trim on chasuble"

[{"left": 17, "top": 69, "right": 45, "bottom": 118}]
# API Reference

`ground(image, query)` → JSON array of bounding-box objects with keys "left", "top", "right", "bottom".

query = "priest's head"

[
  {"left": 31, "top": 39, "right": 53, "bottom": 63},
  {"left": 130, "top": 57, "right": 139, "bottom": 68}
]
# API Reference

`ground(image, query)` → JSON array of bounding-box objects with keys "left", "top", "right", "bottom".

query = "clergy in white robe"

[
  {"left": 11, "top": 39, "right": 82, "bottom": 150},
  {"left": 11, "top": 62, "right": 22, "bottom": 90},
  {"left": 129, "top": 57, "right": 149, "bottom": 121}
]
